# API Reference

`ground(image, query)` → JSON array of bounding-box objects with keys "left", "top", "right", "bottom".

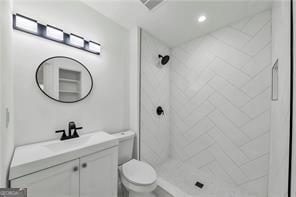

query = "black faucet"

[{"left": 56, "top": 121, "right": 83, "bottom": 141}]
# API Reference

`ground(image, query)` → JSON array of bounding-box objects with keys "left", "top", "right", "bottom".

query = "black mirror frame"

[{"left": 35, "top": 56, "right": 94, "bottom": 103}]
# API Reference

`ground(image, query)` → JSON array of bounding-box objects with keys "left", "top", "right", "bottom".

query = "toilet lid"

[{"left": 122, "top": 159, "right": 157, "bottom": 185}]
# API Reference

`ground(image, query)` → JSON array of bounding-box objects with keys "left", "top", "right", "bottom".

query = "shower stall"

[{"left": 139, "top": 2, "right": 292, "bottom": 197}]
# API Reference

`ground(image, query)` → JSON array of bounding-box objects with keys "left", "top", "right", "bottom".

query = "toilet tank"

[{"left": 113, "top": 130, "right": 135, "bottom": 165}]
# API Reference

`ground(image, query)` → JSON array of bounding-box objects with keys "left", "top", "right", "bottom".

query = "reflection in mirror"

[{"left": 36, "top": 57, "right": 93, "bottom": 103}]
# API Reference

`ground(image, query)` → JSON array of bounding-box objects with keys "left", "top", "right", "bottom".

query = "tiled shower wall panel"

[
  {"left": 170, "top": 10, "right": 271, "bottom": 197},
  {"left": 140, "top": 31, "right": 170, "bottom": 166}
]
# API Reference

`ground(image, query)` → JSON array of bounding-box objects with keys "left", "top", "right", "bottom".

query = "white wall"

[
  {"left": 269, "top": 1, "right": 291, "bottom": 197},
  {"left": 129, "top": 27, "right": 141, "bottom": 159},
  {"left": 170, "top": 10, "right": 271, "bottom": 197},
  {"left": 0, "top": 0, "right": 15, "bottom": 187},
  {"left": 12, "top": 1, "right": 130, "bottom": 146},
  {"left": 140, "top": 31, "right": 170, "bottom": 166}
]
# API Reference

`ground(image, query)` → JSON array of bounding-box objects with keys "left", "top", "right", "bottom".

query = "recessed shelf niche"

[{"left": 58, "top": 68, "right": 81, "bottom": 102}]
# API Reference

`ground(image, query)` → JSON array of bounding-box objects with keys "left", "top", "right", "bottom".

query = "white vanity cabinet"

[
  {"left": 80, "top": 147, "right": 118, "bottom": 197},
  {"left": 11, "top": 147, "right": 118, "bottom": 197},
  {"left": 9, "top": 132, "right": 119, "bottom": 197},
  {"left": 11, "top": 159, "right": 80, "bottom": 197}
]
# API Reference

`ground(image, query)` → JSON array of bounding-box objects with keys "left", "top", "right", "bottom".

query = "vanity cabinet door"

[
  {"left": 80, "top": 147, "right": 118, "bottom": 197},
  {"left": 11, "top": 159, "right": 80, "bottom": 197}
]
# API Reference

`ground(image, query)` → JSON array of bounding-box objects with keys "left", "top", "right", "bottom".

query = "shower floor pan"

[{"left": 154, "top": 159, "right": 253, "bottom": 197}]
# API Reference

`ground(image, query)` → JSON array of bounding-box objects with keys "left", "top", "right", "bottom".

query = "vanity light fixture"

[
  {"left": 13, "top": 13, "right": 101, "bottom": 55},
  {"left": 88, "top": 41, "right": 101, "bottom": 53},
  {"left": 15, "top": 14, "right": 38, "bottom": 34},
  {"left": 46, "top": 25, "right": 64, "bottom": 41},
  {"left": 70, "top": 34, "right": 84, "bottom": 48}
]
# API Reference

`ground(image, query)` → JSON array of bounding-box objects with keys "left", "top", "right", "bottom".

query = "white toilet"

[{"left": 113, "top": 131, "right": 157, "bottom": 197}]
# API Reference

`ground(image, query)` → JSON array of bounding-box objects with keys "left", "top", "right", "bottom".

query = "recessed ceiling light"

[{"left": 198, "top": 15, "right": 207, "bottom": 23}]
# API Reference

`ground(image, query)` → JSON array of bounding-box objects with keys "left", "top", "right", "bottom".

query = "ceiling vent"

[{"left": 140, "top": 0, "right": 164, "bottom": 10}]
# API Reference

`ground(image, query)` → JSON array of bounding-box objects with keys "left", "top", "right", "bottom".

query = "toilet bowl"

[
  {"left": 120, "top": 159, "right": 157, "bottom": 194},
  {"left": 112, "top": 131, "right": 158, "bottom": 197}
]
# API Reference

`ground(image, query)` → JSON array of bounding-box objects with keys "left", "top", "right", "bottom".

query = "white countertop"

[{"left": 9, "top": 131, "right": 118, "bottom": 180}]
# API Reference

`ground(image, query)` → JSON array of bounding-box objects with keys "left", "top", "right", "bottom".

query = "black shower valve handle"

[{"left": 156, "top": 106, "right": 165, "bottom": 116}]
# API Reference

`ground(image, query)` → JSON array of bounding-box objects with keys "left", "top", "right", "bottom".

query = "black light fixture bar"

[{"left": 13, "top": 14, "right": 101, "bottom": 55}]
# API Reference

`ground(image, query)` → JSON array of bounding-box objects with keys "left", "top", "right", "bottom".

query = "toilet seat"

[
  {"left": 120, "top": 159, "right": 157, "bottom": 193},
  {"left": 122, "top": 159, "right": 157, "bottom": 185}
]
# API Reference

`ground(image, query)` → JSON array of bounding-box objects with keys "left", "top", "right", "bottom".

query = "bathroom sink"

[
  {"left": 9, "top": 131, "right": 118, "bottom": 180},
  {"left": 44, "top": 135, "right": 91, "bottom": 152}
]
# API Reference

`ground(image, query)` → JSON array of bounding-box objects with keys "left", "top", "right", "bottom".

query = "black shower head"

[{"left": 158, "top": 54, "right": 170, "bottom": 65}]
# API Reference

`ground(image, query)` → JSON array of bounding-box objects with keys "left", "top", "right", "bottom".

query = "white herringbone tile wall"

[
  {"left": 170, "top": 10, "right": 271, "bottom": 197},
  {"left": 140, "top": 31, "right": 170, "bottom": 166}
]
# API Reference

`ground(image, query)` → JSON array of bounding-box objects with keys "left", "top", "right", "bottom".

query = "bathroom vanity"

[{"left": 9, "top": 132, "right": 118, "bottom": 197}]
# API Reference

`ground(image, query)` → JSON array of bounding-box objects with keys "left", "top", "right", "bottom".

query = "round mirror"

[{"left": 36, "top": 56, "right": 93, "bottom": 103}]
